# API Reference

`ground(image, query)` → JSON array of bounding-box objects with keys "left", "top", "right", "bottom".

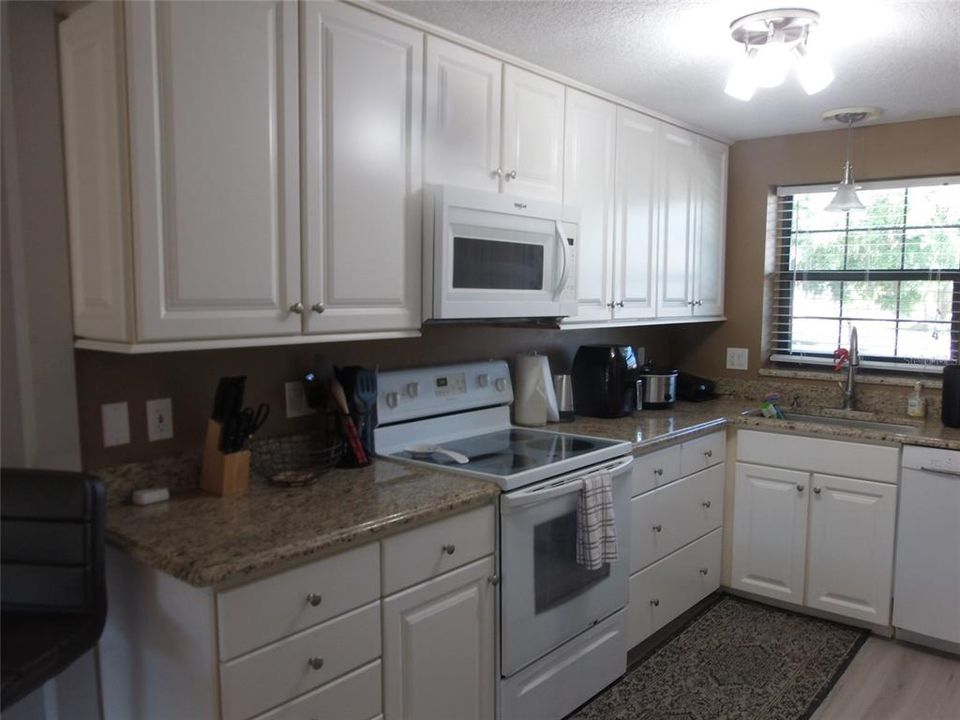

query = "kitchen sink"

[{"left": 742, "top": 409, "right": 921, "bottom": 435}]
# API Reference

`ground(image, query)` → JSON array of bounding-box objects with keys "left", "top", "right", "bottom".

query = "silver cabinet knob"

[
  {"left": 650, "top": 599, "right": 660, "bottom": 607},
  {"left": 306, "top": 592, "right": 322, "bottom": 607},
  {"left": 699, "top": 567, "right": 709, "bottom": 576},
  {"left": 695, "top": 300, "right": 703, "bottom": 306},
  {"left": 704, "top": 450, "right": 713, "bottom": 458},
  {"left": 616, "top": 301, "right": 625, "bottom": 308},
  {"left": 442, "top": 544, "right": 456, "bottom": 555},
  {"left": 688, "top": 300, "right": 696, "bottom": 306},
  {"left": 814, "top": 486, "right": 822, "bottom": 494},
  {"left": 307, "top": 657, "right": 324, "bottom": 671},
  {"left": 652, "top": 524, "right": 662, "bottom": 533},
  {"left": 654, "top": 468, "right": 663, "bottom": 476},
  {"left": 487, "top": 575, "right": 500, "bottom": 586},
  {"left": 311, "top": 302, "right": 325, "bottom": 314},
  {"left": 796, "top": 484, "right": 805, "bottom": 492},
  {"left": 607, "top": 302, "right": 615, "bottom": 308},
  {"left": 493, "top": 167, "right": 504, "bottom": 178},
  {"left": 289, "top": 302, "right": 304, "bottom": 314},
  {"left": 701, "top": 500, "right": 711, "bottom": 509},
  {"left": 505, "top": 169, "right": 518, "bottom": 180}
]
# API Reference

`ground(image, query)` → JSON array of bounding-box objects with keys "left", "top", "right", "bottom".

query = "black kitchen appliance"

[
  {"left": 942, "top": 365, "right": 960, "bottom": 428},
  {"left": 677, "top": 372, "right": 719, "bottom": 402},
  {"left": 571, "top": 345, "right": 639, "bottom": 418}
]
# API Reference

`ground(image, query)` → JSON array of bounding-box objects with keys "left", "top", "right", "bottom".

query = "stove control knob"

[
  {"left": 477, "top": 373, "right": 489, "bottom": 388},
  {"left": 494, "top": 378, "right": 507, "bottom": 392},
  {"left": 385, "top": 391, "right": 399, "bottom": 409},
  {"left": 405, "top": 382, "right": 419, "bottom": 398}
]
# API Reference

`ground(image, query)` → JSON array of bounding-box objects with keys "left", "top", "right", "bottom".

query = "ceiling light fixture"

[
  {"left": 822, "top": 107, "right": 881, "bottom": 212},
  {"left": 724, "top": 8, "right": 834, "bottom": 101}
]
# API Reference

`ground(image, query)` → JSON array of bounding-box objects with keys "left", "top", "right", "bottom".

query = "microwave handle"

[
  {"left": 502, "top": 455, "right": 632, "bottom": 510},
  {"left": 554, "top": 221, "right": 570, "bottom": 300}
]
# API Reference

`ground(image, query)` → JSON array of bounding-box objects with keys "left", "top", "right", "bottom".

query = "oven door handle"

[
  {"left": 553, "top": 220, "right": 569, "bottom": 301},
  {"left": 501, "top": 456, "right": 633, "bottom": 510}
]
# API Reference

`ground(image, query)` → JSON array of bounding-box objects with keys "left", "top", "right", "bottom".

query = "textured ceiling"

[{"left": 379, "top": 0, "right": 960, "bottom": 140}]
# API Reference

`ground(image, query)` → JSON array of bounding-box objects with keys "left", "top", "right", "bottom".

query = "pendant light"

[{"left": 822, "top": 108, "right": 881, "bottom": 213}]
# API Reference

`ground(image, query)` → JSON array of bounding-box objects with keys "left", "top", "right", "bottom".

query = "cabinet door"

[
  {"left": 694, "top": 137, "right": 727, "bottom": 317},
  {"left": 612, "top": 108, "right": 660, "bottom": 321},
  {"left": 424, "top": 37, "right": 501, "bottom": 192},
  {"left": 59, "top": 0, "right": 133, "bottom": 341},
  {"left": 302, "top": 2, "right": 423, "bottom": 334},
  {"left": 563, "top": 89, "right": 617, "bottom": 322},
  {"left": 731, "top": 463, "right": 809, "bottom": 605},
  {"left": 382, "top": 556, "right": 495, "bottom": 720},
  {"left": 655, "top": 126, "right": 696, "bottom": 318},
  {"left": 501, "top": 66, "right": 564, "bottom": 202},
  {"left": 127, "top": 1, "right": 302, "bottom": 340},
  {"left": 806, "top": 474, "right": 896, "bottom": 624}
]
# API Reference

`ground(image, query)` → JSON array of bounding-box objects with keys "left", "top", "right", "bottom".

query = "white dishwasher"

[{"left": 893, "top": 446, "right": 960, "bottom": 648}]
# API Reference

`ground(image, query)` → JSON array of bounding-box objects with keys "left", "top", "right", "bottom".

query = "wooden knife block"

[{"left": 201, "top": 419, "right": 250, "bottom": 496}]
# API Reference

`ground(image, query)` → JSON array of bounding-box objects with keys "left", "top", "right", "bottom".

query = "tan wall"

[
  {"left": 670, "top": 115, "right": 960, "bottom": 380},
  {"left": 76, "top": 324, "right": 672, "bottom": 469}
]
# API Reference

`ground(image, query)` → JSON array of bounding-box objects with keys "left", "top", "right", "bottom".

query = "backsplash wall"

[{"left": 75, "top": 324, "right": 676, "bottom": 469}]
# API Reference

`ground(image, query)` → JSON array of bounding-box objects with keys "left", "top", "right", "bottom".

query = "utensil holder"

[{"left": 201, "top": 419, "right": 250, "bottom": 495}]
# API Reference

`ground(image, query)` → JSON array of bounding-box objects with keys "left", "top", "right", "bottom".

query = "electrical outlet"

[
  {"left": 285, "top": 381, "right": 313, "bottom": 418},
  {"left": 146, "top": 398, "right": 174, "bottom": 441},
  {"left": 726, "top": 347, "right": 749, "bottom": 371},
  {"left": 101, "top": 402, "right": 130, "bottom": 447}
]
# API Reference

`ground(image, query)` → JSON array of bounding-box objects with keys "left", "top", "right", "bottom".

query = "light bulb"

[
  {"left": 796, "top": 45, "right": 834, "bottom": 95},
  {"left": 754, "top": 40, "right": 791, "bottom": 87},
  {"left": 724, "top": 49, "right": 758, "bottom": 101}
]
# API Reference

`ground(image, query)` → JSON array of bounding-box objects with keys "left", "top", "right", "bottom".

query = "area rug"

[{"left": 570, "top": 594, "right": 869, "bottom": 720}]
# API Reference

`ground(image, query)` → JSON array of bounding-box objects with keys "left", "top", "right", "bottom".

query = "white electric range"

[{"left": 375, "top": 361, "right": 633, "bottom": 720}]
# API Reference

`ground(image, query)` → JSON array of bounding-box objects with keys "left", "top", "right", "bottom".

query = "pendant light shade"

[{"left": 825, "top": 161, "right": 865, "bottom": 212}]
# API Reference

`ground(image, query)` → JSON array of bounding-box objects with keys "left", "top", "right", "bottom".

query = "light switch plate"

[
  {"left": 102, "top": 402, "right": 130, "bottom": 447},
  {"left": 146, "top": 398, "right": 174, "bottom": 441},
  {"left": 285, "top": 381, "right": 313, "bottom": 418},
  {"left": 726, "top": 347, "right": 749, "bottom": 371}
]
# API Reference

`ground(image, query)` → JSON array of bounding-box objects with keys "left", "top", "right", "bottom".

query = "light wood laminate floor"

[{"left": 813, "top": 637, "right": 960, "bottom": 720}]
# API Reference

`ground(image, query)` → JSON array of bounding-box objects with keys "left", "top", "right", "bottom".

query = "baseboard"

[{"left": 893, "top": 628, "right": 960, "bottom": 656}]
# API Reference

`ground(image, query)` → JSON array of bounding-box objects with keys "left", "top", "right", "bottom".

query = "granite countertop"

[{"left": 104, "top": 459, "right": 499, "bottom": 588}]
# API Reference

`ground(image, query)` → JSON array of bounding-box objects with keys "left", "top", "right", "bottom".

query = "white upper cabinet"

[
  {"left": 301, "top": 2, "right": 423, "bottom": 334},
  {"left": 563, "top": 89, "right": 617, "bottom": 322},
  {"left": 613, "top": 108, "right": 660, "bottom": 321},
  {"left": 501, "top": 66, "right": 565, "bottom": 202},
  {"left": 126, "top": 0, "right": 302, "bottom": 340},
  {"left": 656, "top": 126, "right": 697, "bottom": 318},
  {"left": 694, "top": 137, "right": 728, "bottom": 318},
  {"left": 424, "top": 37, "right": 501, "bottom": 193}
]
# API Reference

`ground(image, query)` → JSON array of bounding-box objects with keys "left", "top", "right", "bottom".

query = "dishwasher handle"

[{"left": 918, "top": 465, "right": 960, "bottom": 478}]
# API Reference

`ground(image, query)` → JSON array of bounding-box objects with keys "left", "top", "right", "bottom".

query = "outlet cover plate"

[
  {"left": 285, "top": 381, "right": 313, "bottom": 418},
  {"left": 146, "top": 398, "right": 174, "bottom": 441},
  {"left": 726, "top": 347, "right": 749, "bottom": 371},
  {"left": 102, "top": 402, "right": 130, "bottom": 447}
]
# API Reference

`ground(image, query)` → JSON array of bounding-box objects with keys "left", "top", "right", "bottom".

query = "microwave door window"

[
  {"left": 533, "top": 510, "right": 610, "bottom": 614},
  {"left": 452, "top": 237, "right": 544, "bottom": 290}
]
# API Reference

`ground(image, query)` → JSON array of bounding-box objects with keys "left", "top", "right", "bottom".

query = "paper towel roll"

[{"left": 515, "top": 353, "right": 555, "bottom": 426}]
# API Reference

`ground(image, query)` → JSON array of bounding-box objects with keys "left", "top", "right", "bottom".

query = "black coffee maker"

[{"left": 571, "top": 345, "right": 639, "bottom": 418}]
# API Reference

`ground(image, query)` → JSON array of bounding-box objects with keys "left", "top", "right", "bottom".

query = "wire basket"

[{"left": 251, "top": 434, "right": 345, "bottom": 487}]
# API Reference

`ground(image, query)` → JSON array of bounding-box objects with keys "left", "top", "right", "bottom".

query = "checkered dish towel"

[{"left": 575, "top": 471, "right": 618, "bottom": 570}]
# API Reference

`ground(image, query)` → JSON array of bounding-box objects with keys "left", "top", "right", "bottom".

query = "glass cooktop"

[{"left": 390, "top": 428, "right": 621, "bottom": 478}]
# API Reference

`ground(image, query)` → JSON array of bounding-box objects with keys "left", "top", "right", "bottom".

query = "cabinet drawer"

[
  {"left": 382, "top": 505, "right": 495, "bottom": 595},
  {"left": 679, "top": 431, "right": 726, "bottom": 477},
  {"left": 627, "top": 528, "right": 721, "bottom": 648},
  {"left": 630, "top": 464, "right": 723, "bottom": 572},
  {"left": 631, "top": 445, "right": 682, "bottom": 496},
  {"left": 218, "top": 542, "right": 379, "bottom": 661},
  {"left": 221, "top": 601, "right": 381, "bottom": 720},
  {"left": 251, "top": 659, "right": 381, "bottom": 720}
]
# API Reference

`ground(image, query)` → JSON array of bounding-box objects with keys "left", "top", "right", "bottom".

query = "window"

[{"left": 770, "top": 177, "right": 960, "bottom": 370}]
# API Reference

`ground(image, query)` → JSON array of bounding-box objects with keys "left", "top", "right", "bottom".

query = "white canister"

[{"left": 514, "top": 354, "right": 557, "bottom": 426}]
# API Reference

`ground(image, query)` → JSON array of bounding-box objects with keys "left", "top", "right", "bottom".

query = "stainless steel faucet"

[{"left": 842, "top": 326, "right": 860, "bottom": 410}]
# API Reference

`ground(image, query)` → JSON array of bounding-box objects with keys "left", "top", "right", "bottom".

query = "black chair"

[{"left": 1, "top": 469, "right": 107, "bottom": 710}]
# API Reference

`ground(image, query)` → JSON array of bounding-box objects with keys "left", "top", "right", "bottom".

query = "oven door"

[
  {"left": 433, "top": 189, "right": 574, "bottom": 319},
  {"left": 499, "top": 455, "right": 632, "bottom": 677}
]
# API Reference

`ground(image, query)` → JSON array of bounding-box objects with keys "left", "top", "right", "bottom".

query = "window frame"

[{"left": 769, "top": 175, "right": 960, "bottom": 373}]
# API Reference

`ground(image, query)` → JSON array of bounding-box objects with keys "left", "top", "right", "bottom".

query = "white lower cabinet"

[
  {"left": 732, "top": 432, "right": 898, "bottom": 626},
  {"left": 382, "top": 556, "right": 496, "bottom": 720}
]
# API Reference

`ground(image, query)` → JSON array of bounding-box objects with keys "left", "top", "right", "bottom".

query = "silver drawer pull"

[
  {"left": 654, "top": 468, "right": 663, "bottom": 476},
  {"left": 703, "top": 450, "right": 713, "bottom": 458},
  {"left": 814, "top": 486, "right": 822, "bottom": 494},
  {"left": 699, "top": 567, "right": 709, "bottom": 576},
  {"left": 307, "top": 657, "right": 324, "bottom": 671},
  {"left": 442, "top": 544, "right": 456, "bottom": 555},
  {"left": 701, "top": 500, "right": 711, "bottom": 508},
  {"left": 796, "top": 484, "right": 805, "bottom": 492},
  {"left": 289, "top": 302, "right": 304, "bottom": 314},
  {"left": 650, "top": 599, "right": 660, "bottom": 607},
  {"left": 306, "top": 592, "right": 322, "bottom": 607},
  {"left": 652, "top": 524, "right": 662, "bottom": 533},
  {"left": 488, "top": 575, "right": 500, "bottom": 586}
]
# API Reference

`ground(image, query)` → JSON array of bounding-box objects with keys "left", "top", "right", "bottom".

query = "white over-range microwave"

[{"left": 422, "top": 185, "right": 579, "bottom": 321}]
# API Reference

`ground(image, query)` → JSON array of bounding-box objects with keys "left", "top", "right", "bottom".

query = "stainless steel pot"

[{"left": 636, "top": 366, "right": 677, "bottom": 409}]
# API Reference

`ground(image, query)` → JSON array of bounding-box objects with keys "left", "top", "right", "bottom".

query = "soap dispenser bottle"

[{"left": 907, "top": 381, "right": 926, "bottom": 418}]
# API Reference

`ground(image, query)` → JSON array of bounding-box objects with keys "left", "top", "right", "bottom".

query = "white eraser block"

[{"left": 132, "top": 487, "right": 170, "bottom": 506}]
